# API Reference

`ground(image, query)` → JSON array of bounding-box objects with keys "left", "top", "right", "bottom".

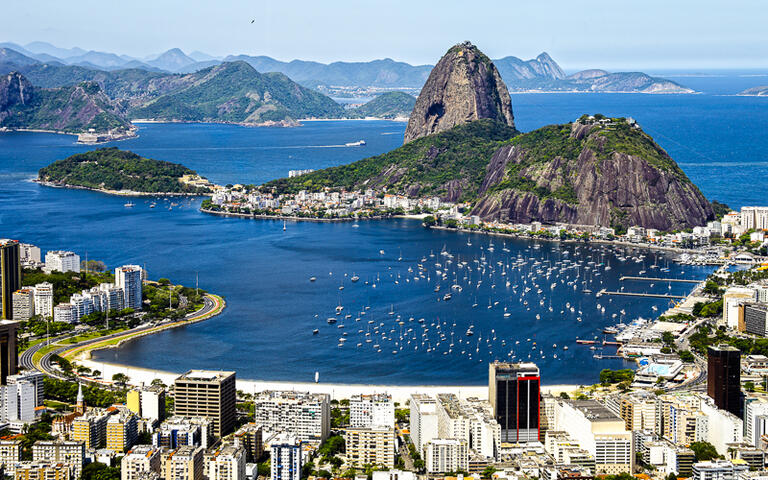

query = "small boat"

[
  {"left": 345, "top": 140, "right": 366, "bottom": 147},
  {"left": 327, "top": 318, "right": 337, "bottom": 324},
  {"left": 312, "top": 329, "right": 319, "bottom": 335},
  {"left": 124, "top": 202, "right": 135, "bottom": 208},
  {"left": 350, "top": 275, "right": 359, "bottom": 282},
  {"left": 309, "top": 277, "right": 316, "bottom": 282}
]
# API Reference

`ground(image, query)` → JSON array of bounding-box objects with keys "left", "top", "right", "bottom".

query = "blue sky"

[{"left": 3, "top": 0, "right": 767, "bottom": 70}]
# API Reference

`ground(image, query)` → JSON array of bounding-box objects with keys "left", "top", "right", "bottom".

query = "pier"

[
  {"left": 619, "top": 276, "right": 703, "bottom": 283},
  {"left": 598, "top": 289, "right": 686, "bottom": 299}
]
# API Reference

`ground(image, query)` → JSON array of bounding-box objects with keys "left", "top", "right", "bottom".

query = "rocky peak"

[
  {"left": 403, "top": 42, "right": 515, "bottom": 144},
  {"left": 0, "top": 72, "right": 34, "bottom": 112},
  {"left": 532, "top": 52, "right": 566, "bottom": 79}
]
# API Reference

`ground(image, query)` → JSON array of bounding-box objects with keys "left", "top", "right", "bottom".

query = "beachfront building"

[
  {"left": 163, "top": 446, "right": 204, "bottom": 480},
  {"left": 206, "top": 445, "right": 245, "bottom": 480},
  {"left": 253, "top": 391, "right": 330, "bottom": 444},
  {"left": 120, "top": 445, "right": 162, "bottom": 480},
  {"left": 127, "top": 386, "right": 165, "bottom": 424},
  {"left": 44, "top": 251, "right": 80, "bottom": 274},
  {"left": 350, "top": 393, "right": 394, "bottom": 429},
  {"left": 115, "top": 265, "right": 143, "bottom": 311},
  {"left": 489, "top": 361, "right": 541, "bottom": 444},
  {"left": 345, "top": 426, "right": 395, "bottom": 468},
  {"left": 32, "top": 283, "right": 53, "bottom": 319},
  {"left": 174, "top": 371, "right": 236, "bottom": 438},
  {"left": 553, "top": 399, "right": 634, "bottom": 475},
  {"left": 270, "top": 435, "right": 302, "bottom": 480},
  {"left": 32, "top": 440, "right": 85, "bottom": 479},
  {"left": 409, "top": 394, "right": 439, "bottom": 451},
  {"left": 53, "top": 304, "right": 75, "bottom": 323}
]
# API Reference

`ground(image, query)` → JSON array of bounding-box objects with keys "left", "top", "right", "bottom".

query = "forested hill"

[{"left": 38, "top": 148, "right": 211, "bottom": 194}]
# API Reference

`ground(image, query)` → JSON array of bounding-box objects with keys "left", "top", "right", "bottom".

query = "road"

[{"left": 23, "top": 295, "right": 221, "bottom": 383}]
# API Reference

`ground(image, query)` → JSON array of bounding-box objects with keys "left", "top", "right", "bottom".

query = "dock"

[
  {"left": 598, "top": 289, "right": 686, "bottom": 299},
  {"left": 619, "top": 276, "right": 703, "bottom": 283}
]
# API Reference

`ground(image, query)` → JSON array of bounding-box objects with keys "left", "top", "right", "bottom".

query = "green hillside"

[{"left": 348, "top": 92, "right": 415, "bottom": 119}]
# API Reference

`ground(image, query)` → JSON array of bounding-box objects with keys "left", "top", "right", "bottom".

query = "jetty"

[
  {"left": 619, "top": 276, "right": 703, "bottom": 283},
  {"left": 598, "top": 288, "right": 686, "bottom": 299}
]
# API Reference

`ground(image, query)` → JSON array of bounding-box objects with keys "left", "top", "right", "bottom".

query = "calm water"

[{"left": 1, "top": 83, "right": 767, "bottom": 385}]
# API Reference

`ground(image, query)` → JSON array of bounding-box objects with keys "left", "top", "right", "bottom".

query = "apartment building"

[
  {"left": 174, "top": 371, "right": 236, "bottom": 438},
  {"left": 345, "top": 426, "right": 395, "bottom": 468},
  {"left": 253, "top": 391, "right": 330, "bottom": 444}
]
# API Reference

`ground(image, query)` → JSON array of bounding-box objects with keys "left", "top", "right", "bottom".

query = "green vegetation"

[
  {"left": 16, "top": 413, "right": 54, "bottom": 460},
  {"left": 690, "top": 441, "right": 721, "bottom": 461},
  {"left": 129, "top": 61, "right": 344, "bottom": 124},
  {"left": 263, "top": 119, "right": 518, "bottom": 201},
  {"left": 348, "top": 92, "right": 416, "bottom": 119},
  {"left": 711, "top": 200, "right": 732, "bottom": 220},
  {"left": 43, "top": 377, "right": 125, "bottom": 407},
  {"left": 599, "top": 368, "right": 635, "bottom": 385},
  {"left": 81, "top": 462, "right": 120, "bottom": 480},
  {"left": 39, "top": 147, "right": 210, "bottom": 194},
  {"left": 22, "top": 267, "right": 113, "bottom": 305}
]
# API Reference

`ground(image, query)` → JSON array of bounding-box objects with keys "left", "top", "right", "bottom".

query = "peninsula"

[{"left": 37, "top": 147, "right": 215, "bottom": 195}]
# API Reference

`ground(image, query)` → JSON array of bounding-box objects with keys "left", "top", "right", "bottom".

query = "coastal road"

[{"left": 25, "top": 294, "right": 223, "bottom": 383}]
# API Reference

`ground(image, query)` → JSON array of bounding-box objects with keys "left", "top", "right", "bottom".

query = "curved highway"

[{"left": 24, "top": 295, "right": 222, "bottom": 382}]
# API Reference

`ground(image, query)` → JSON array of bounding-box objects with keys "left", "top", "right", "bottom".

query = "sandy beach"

[{"left": 77, "top": 358, "right": 578, "bottom": 404}]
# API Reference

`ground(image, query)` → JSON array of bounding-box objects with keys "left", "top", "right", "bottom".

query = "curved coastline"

[{"left": 35, "top": 180, "right": 209, "bottom": 197}]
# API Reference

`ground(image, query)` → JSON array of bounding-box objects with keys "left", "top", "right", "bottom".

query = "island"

[
  {"left": 37, "top": 147, "right": 216, "bottom": 195},
  {"left": 738, "top": 85, "right": 768, "bottom": 96}
]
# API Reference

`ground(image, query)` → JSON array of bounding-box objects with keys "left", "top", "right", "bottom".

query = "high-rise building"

[
  {"left": 0, "top": 320, "right": 19, "bottom": 385},
  {"left": 424, "top": 439, "right": 468, "bottom": 474},
  {"left": 19, "top": 244, "right": 41, "bottom": 265},
  {"left": 409, "top": 394, "right": 439, "bottom": 450},
  {"left": 253, "top": 391, "right": 330, "bottom": 444},
  {"left": 115, "top": 266, "right": 143, "bottom": 311},
  {"left": 174, "top": 371, "right": 236, "bottom": 438},
  {"left": 153, "top": 416, "right": 212, "bottom": 450},
  {"left": 206, "top": 445, "right": 245, "bottom": 480},
  {"left": 1, "top": 240, "right": 22, "bottom": 320},
  {"left": 32, "top": 440, "right": 85, "bottom": 479},
  {"left": 71, "top": 409, "right": 111, "bottom": 449},
  {"left": 44, "top": 251, "right": 80, "bottom": 274},
  {"left": 270, "top": 435, "right": 302, "bottom": 480},
  {"left": 350, "top": 394, "right": 394, "bottom": 429},
  {"left": 233, "top": 424, "right": 263, "bottom": 463},
  {"left": 707, "top": 345, "right": 742, "bottom": 417},
  {"left": 2, "top": 371, "right": 44, "bottom": 423},
  {"left": 11, "top": 289, "right": 34, "bottom": 321},
  {"left": 120, "top": 445, "right": 162, "bottom": 480},
  {"left": 0, "top": 439, "right": 22, "bottom": 476},
  {"left": 106, "top": 409, "right": 139, "bottom": 453},
  {"left": 163, "top": 446, "right": 204, "bottom": 480},
  {"left": 345, "top": 426, "right": 395, "bottom": 468},
  {"left": 127, "top": 386, "right": 165, "bottom": 423},
  {"left": 32, "top": 283, "right": 53, "bottom": 319},
  {"left": 489, "top": 361, "right": 541, "bottom": 443},
  {"left": 13, "top": 461, "right": 72, "bottom": 480}
]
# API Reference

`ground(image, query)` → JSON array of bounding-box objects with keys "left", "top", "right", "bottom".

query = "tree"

[
  {"left": 662, "top": 331, "right": 675, "bottom": 346},
  {"left": 150, "top": 378, "right": 166, "bottom": 389},
  {"left": 112, "top": 373, "right": 129, "bottom": 387},
  {"left": 690, "top": 441, "right": 721, "bottom": 461},
  {"left": 678, "top": 350, "right": 695, "bottom": 362},
  {"left": 81, "top": 463, "right": 120, "bottom": 480},
  {"left": 481, "top": 466, "right": 497, "bottom": 479},
  {"left": 745, "top": 381, "right": 756, "bottom": 392},
  {"left": 559, "top": 392, "right": 570, "bottom": 399},
  {"left": 422, "top": 216, "right": 436, "bottom": 228}
]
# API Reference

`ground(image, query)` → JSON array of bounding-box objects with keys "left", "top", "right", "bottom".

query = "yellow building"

[
  {"left": 14, "top": 462, "right": 71, "bottom": 480},
  {"left": 71, "top": 410, "right": 111, "bottom": 449},
  {"left": 163, "top": 446, "right": 204, "bottom": 480},
  {"left": 127, "top": 390, "right": 141, "bottom": 416},
  {"left": 106, "top": 410, "right": 138, "bottom": 453}
]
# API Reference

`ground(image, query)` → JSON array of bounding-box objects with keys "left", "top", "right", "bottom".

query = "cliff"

[
  {"left": 471, "top": 116, "right": 714, "bottom": 231},
  {"left": 403, "top": 42, "right": 515, "bottom": 144}
]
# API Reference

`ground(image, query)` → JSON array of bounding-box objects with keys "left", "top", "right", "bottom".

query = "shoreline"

[
  {"left": 0, "top": 127, "right": 138, "bottom": 144},
  {"left": 75, "top": 357, "right": 578, "bottom": 403},
  {"left": 35, "top": 180, "right": 209, "bottom": 197},
  {"left": 200, "top": 207, "right": 389, "bottom": 222}
]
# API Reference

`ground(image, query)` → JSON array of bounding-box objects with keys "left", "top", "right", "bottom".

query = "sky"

[{"left": 3, "top": 0, "right": 767, "bottom": 70}]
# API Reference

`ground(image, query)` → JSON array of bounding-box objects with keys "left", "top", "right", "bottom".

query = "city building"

[
  {"left": 740, "top": 207, "right": 768, "bottom": 231},
  {"left": 1, "top": 240, "right": 21, "bottom": 320},
  {"left": 206, "top": 445, "right": 245, "bottom": 480},
  {"left": 153, "top": 416, "right": 212, "bottom": 450},
  {"left": 232, "top": 423, "right": 263, "bottom": 463},
  {"left": 270, "top": 435, "right": 302, "bottom": 480},
  {"left": 162, "top": 446, "right": 204, "bottom": 480},
  {"left": 13, "top": 461, "right": 72, "bottom": 480},
  {"left": 115, "top": 265, "right": 143, "bottom": 311},
  {"left": 350, "top": 393, "right": 394, "bottom": 429},
  {"left": 253, "top": 390, "right": 330, "bottom": 444},
  {"left": 12, "top": 289, "right": 34, "bottom": 321},
  {"left": 424, "top": 439, "right": 468, "bottom": 474},
  {"left": 435, "top": 394, "right": 500, "bottom": 459},
  {"left": 723, "top": 288, "right": 756, "bottom": 329},
  {"left": 744, "top": 396, "right": 768, "bottom": 447},
  {"left": 371, "top": 471, "right": 416, "bottom": 480},
  {"left": 0, "top": 320, "right": 19, "bottom": 385},
  {"left": 708, "top": 345, "right": 743, "bottom": 417},
  {"left": 553, "top": 399, "right": 634, "bottom": 475},
  {"left": 409, "top": 394, "right": 439, "bottom": 451},
  {"left": 0, "top": 439, "right": 22, "bottom": 476},
  {"left": 106, "top": 408, "right": 139, "bottom": 453},
  {"left": 174, "top": 370, "right": 236, "bottom": 438},
  {"left": 345, "top": 426, "right": 395, "bottom": 468},
  {"left": 691, "top": 459, "right": 748, "bottom": 480},
  {"left": 32, "top": 283, "right": 53, "bottom": 319},
  {"left": 19, "top": 244, "right": 41, "bottom": 265},
  {"left": 489, "top": 361, "right": 541, "bottom": 444},
  {"left": 127, "top": 386, "right": 165, "bottom": 424},
  {"left": 32, "top": 441, "right": 85, "bottom": 479},
  {"left": 52, "top": 304, "right": 75, "bottom": 324},
  {"left": 120, "top": 445, "right": 162, "bottom": 480},
  {"left": 71, "top": 409, "right": 111, "bottom": 449},
  {"left": 44, "top": 251, "right": 80, "bottom": 274},
  {"left": 2, "top": 371, "right": 45, "bottom": 424},
  {"left": 743, "top": 303, "right": 768, "bottom": 336},
  {"left": 700, "top": 397, "right": 743, "bottom": 455}
]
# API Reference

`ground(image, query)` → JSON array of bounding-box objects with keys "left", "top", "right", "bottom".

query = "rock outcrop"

[
  {"left": 0, "top": 72, "right": 33, "bottom": 121},
  {"left": 471, "top": 117, "right": 714, "bottom": 231},
  {"left": 403, "top": 42, "right": 515, "bottom": 144}
]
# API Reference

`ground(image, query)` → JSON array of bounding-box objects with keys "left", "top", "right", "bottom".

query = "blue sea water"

[{"left": 1, "top": 80, "right": 767, "bottom": 385}]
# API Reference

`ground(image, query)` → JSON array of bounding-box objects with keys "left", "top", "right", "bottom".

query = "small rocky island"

[{"left": 38, "top": 147, "right": 214, "bottom": 195}]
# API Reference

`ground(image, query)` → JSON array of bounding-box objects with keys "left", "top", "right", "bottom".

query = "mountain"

[
  {"left": 24, "top": 41, "right": 86, "bottom": 59},
  {"left": 348, "top": 92, "right": 415, "bottom": 119},
  {"left": 147, "top": 48, "right": 197, "bottom": 72},
  {"left": 63, "top": 50, "right": 133, "bottom": 69},
  {"left": 494, "top": 52, "right": 566, "bottom": 81},
  {"left": 0, "top": 47, "right": 40, "bottom": 67},
  {"left": 0, "top": 72, "right": 133, "bottom": 134},
  {"left": 128, "top": 61, "right": 345, "bottom": 124},
  {"left": 739, "top": 86, "right": 768, "bottom": 96},
  {"left": 403, "top": 42, "right": 515, "bottom": 144},
  {"left": 264, "top": 119, "right": 518, "bottom": 201},
  {"left": 189, "top": 51, "right": 219, "bottom": 62},
  {"left": 471, "top": 115, "right": 714, "bottom": 230}
]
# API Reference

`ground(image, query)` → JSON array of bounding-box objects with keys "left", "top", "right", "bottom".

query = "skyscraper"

[
  {"left": 489, "top": 361, "right": 540, "bottom": 443},
  {"left": 0, "top": 321, "right": 18, "bottom": 385},
  {"left": 0, "top": 240, "right": 21, "bottom": 320},
  {"left": 708, "top": 345, "right": 742, "bottom": 417},
  {"left": 115, "top": 265, "right": 143, "bottom": 311},
  {"left": 174, "top": 370, "right": 236, "bottom": 438}
]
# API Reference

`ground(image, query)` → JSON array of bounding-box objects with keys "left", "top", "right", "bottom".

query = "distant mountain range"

[
  {"left": 739, "top": 85, "right": 768, "bottom": 96},
  {"left": 0, "top": 41, "right": 693, "bottom": 94}
]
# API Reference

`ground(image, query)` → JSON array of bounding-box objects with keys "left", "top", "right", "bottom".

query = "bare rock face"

[
  {"left": 403, "top": 42, "right": 515, "bottom": 144},
  {"left": 0, "top": 72, "right": 33, "bottom": 121},
  {"left": 471, "top": 118, "right": 714, "bottom": 231}
]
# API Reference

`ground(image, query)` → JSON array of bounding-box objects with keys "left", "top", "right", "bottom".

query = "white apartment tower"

[
  {"left": 44, "top": 251, "right": 80, "bottom": 273},
  {"left": 350, "top": 393, "right": 394, "bottom": 429},
  {"left": 116, "top": 265, "right": 143, "bottom": 311},
  {"left": 270, "top": 435, "right": 302, "bottom": 480}
]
